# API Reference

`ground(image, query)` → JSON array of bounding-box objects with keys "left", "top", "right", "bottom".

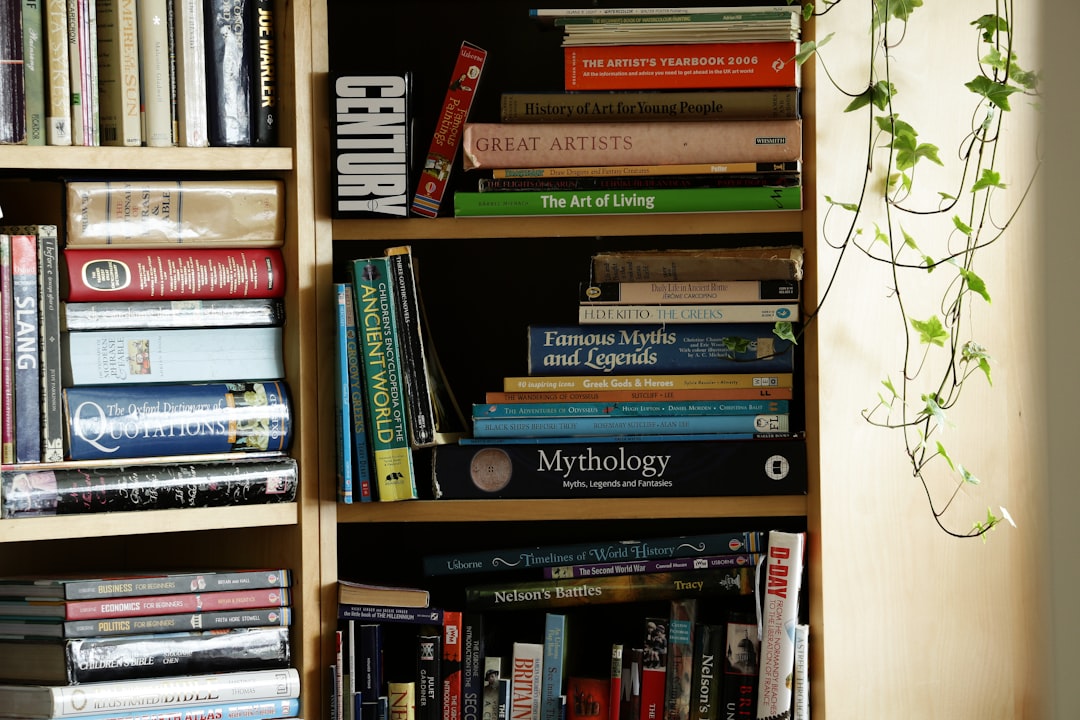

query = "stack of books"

[
  {"left": 0, "top": 178, "right": 299, "bottom": 519},
  {"left": 0, "top": 568, "right": 300, "bottom": 719},
  {"left": 430, "top": 245, "right": 807, "bottom": 500},
  {"left": 452, "top": 5, "right": 803, "bottom": 217},
  {"left": 0, "top": 0, "right": 278, "bottom": 147}
]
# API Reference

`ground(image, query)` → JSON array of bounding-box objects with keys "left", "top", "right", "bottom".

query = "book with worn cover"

[
  {"left": 474, "top": 399, "right": 788, "bottom": 419},
  {"left": 1, "top": 605, "right": 291, "bottom": 638},
  {"left": 0, "top": 235, "right": 13, "bottom": 463},
  {"left": 331, "top": 73, "right": 413, "bottom": 218},
  {"left": 43, "top": 0, "right": 71, "bottom": 145},
  {"left": 0, "top": 456, "right": 298, "bottom": 517},
  {"left": 60, "top": 297, "right": 286, "bottom": 329},
  {"left": 527, "top": 323, "right": 795, "bottom": 376},
  {"left": 0, "top": 0, "right": 26, "bottom": 144},
  {"left": 578, "top": 303, "right": 798, "bottom": 324},
  {"left": 0, "top": 585, "right": 290, "bottom": 620},
  {"left": 471, "top": 413, "right": 790, "bottom": 438},
  {"left": 754, "top": 530, "right": 805, "bottom": 720},
  {"left": 65, "top": 179, "right": 285, "bottom": 246},
  {"left": 387, "top": 246, "right": 436, "bottom": 447},
  {"left": 432, "top": 436, "right": 806, "bottom": 500},
  {"left": 61, "top": 326, "right": 284, "bottom": 385},
  {"left": 11, "top": 233, "right": 41, "bottom": 463},
  {"left": 94, "top": 0, "right": 141, "bottom": 146},
  {"left": 462, "top": 120, "right": 801, "bottom": 170},
  {"left": 499, "top": 89, "right": 800, "bottom": 123},
  {"left": 478, "top": 173, "right": 800, "bottom": 193},
  {"left": 252, "top": 0, "right": 277, "bottom": 146},
  {"left": 0, "top": 567, "right": 292, "bottom": 599},
  {"left": 493, "top": 161, "right": 800, "bottom": 180},
  {"left": 723, "top": 612, "right": 759, "bottom": 720},
  {"left": 424, "top": 531, "right": 765, "bottom": 577},
  {"left": 0, "top": 667, "right": 300, "bottom": 716},
  {"left": 0, "top": 626, "right": 291, "bottom": 684},
  {"left": 338, "top": 580, "right": 429, "bottom": 608},
  {"left": 21, "top": 0, "right": 45, "bottom": 145},
  {"left": 203, "top": 0, "right": 252, "bottom": 145},
  {"left": 63, "top": 380, "right": 292, "bottom": 460},
  {"left": 580, "top": 279, "right": 799, "bottom": 305},
  {"left": 173, "top": 0, "right": 208, "bottom": 146},
  {"left": 591, "top": 246, "right": 804, "bottom": 282},
  {"left": 511, "top": 642, "right": 544, "bottom": 720}
]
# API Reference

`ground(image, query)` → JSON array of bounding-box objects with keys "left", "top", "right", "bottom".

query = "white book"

[
  {"left": 172, "top": 0, "right": 208, "bottom": 146},
  {"left": 755, "top": 530, "right": 806, "bottom": 720},
  {"left": 792, "top": 624, "right": 809, "bottom": 720},
  {"left": 511, "top": 642, "right": 544, "bottom": 720},
  {"left": 136, "top": 0, "right": 173, "bottom": 146}
]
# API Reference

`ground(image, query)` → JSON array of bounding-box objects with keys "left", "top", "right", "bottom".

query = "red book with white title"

[
  {"left": 62, "top": 247, "right": 286, "bottom": 301},
  {"left": 443, "top": 610, "right": 464, "bottom": 720},
  {"left": 564, "top": 41, "right": 799, "bottom": 91}
]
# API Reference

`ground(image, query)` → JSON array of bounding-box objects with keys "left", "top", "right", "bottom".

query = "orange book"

[
  {"left": 564, "top": 41, "right": 799, "bottom": 91},
  {"left": 484, "top": 387, "right": 793, "bottom": 403}
]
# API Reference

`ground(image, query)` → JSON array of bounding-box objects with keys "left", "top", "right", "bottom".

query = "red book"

[
  {"left": 563, "top": 42, "right": 800, "bottom": 91},
  {"left": 2, "top": 586, "right": 290, "bottom": 620},
  {"left": 609, "top": 645, "right": 624, "bottom": 720},
  {"left": 443, "top": 610, "right": 464, "bottom": 720},
  {"left": 62, "top": 247, "right": 286, "bottom": 301}
]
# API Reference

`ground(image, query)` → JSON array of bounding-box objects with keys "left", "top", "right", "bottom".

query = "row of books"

[
  {"left": 0, "top": 0, "right": 277, "bottom": 147},
  {"left": 332, "top": 529, "right": 807, "bottom": 720},
  {"left": 0, "top": 567, "right": 300, "bottom": 719}
]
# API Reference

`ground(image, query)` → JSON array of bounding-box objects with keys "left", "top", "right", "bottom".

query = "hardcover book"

[
  {"left": 252, "top": 0, "right": 277, "bottom": 146},
  {"left": 477, "top": 173, "right": 799, "bottom": 193},
  {"left": 386, "top": 246, "right": 436, "bottom": 447},
  {"left": 0, "top": 605, "right": 291, "bottom": 638},
  {"left": 470, "top": 413, "right": 791, "bottom": 439},
  {"left": 666, "top": 599, "right": 697, "bottom": 720},
  {"left": 11, "top": 233, "right": 41, "bottom": 462},
  {"left": 542, "top": 552, "right": 763, "bottom": 580},
  {"left": 0, "top": 667, "right": 300, "bottom": 716},
  {"left": 0, "top": 456, "right": 298, "bottom": 517},
  {"left": 60, "top": 297, "right": 286, "bottom": 329},
  {"left": 580, "top": 279, "right": 800, "bottom": 305},
  {"left": 65, "top": 179, "right": 285, "bottom": 246},
  {"left": 501, "top": 374, "right": 793, "bottom": 393},
  {"left": 462, "top": 612, "right": 486, "bottom": 720},
  {"left": 336, "top": 283, "right": 357, "bottom": 503},
  {"left": 22, "top": 0, "right": 45, "bottom": 145},
  {"left": 510, "top": 642, "right": 544, "bottom": 720},
  {"left": 63, "top": 380, "right": 293, "bottom": 460},
  {"left": 338, "top": 580, "right": 429, "bottom": 608},
  {"left": 591, "top": 246, "right": 804, "bottom": 282},
  {"left": 499, "top": 89, "right": 800, "bottom": 123},
  {"left": 0, "top": 626, "right": 291, "bottom": 684},
  {"left": 0, "top": 0, "right": 26, "bottom": 144},
  {"left": 526, "top": 323, "right": 795, "bottom": 376},
  {"left": 203, "top": 0, "right": 252, "bottom": 145},
  {"left": 754, "top": 531, "right": 805, "bottom": 720},
  {"left": 389, "top": 681, "right": 417, "bottom": 720},
  {"left": 688, "top": 624, "right": 722, "bottom": 720},
  {"left": 43, "top": 0, "right": 71, "bottom": 145},
  {"left": 723, "top": 613, "right": 759, "bottom": 720},
  {"left": 136, "top": 0, "right": 173, "bottom": 146},
  {"left": 609, "top": 644, "right": 623, "bottom": 720},
  {"left": 474, "top": 399, "right": 789, "bottom": 419},
  {"left": 417, "top": 631, "right": 443, "bottom": 720},
  {"left": 423, "top": 531, "right": 765, "bottom": 577},
  {"left": 330, "top": 73, "right": 413, "bottom": 218},
  {"left": 7, "top": 698, "right": 302, "bottom": 720},
  {"left": 61, "top": 326, "right": 285, "bottom": 385},
  {"left": 492, "top": 160, "right": 800, "bottom": 180},
  {"left": 94, "top": 0, "right": 141, "bottom": 146},
  {"left": 410, "top": 41, "right": 487, "bottom": 218},
  {"left": 486, "top": 387, "right": 794, "bottom": 403},
  {"left": 343, "top": 283, "right": 374, "bottom": 501},
  {"left": 461, "top": 120, "right": 801, "bottom": 170},
  {"left": 641, "top": 617, "right": 668, "bottom": 720},
  {"left": 432, "top": 436, "right": 806, "bottom": 500},
  {"left": 542, "top": 613, "right": 568, "bottom": 720},
  {"left": 0, "top": 236, "right": 13, "bottom": 463},
  {"left": 442, "top": 610, "right": 464, "bottom": 720},
  {"left": 482, "top": 656, "right": 503, "bottom": 720},
  {"left": 0, "top": 567, "right": 292, "bottom": 600},
  {"left": 0, "top": 585, "right": 290, "bottom": 620}
]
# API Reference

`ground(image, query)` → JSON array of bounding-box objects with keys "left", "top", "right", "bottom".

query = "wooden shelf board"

[{"left": 0, "top": 147, "right": 294, "bottom": 172}]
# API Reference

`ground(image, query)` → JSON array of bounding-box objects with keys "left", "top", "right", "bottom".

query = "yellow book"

[{"left": 502, "top": 373, "right": 793, "bottom": 393}]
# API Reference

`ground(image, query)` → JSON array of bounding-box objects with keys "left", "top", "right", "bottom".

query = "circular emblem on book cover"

[
  {"left": 469, "top": 448, "right": 513, "bottom": 493},
  {"left": 764, "top": 454, "right": 791, "bottom": 481}
]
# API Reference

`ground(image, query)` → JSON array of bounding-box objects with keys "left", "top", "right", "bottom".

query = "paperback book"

[
  {"left": 477, "top": 173, "right": 800, "bottom": 193},
  {"left": 492, "top": 161, "right": 800, "bottom": 179},
  {"left": 0, "top": 567, "right": 292, "bottom": 600},
  {"left": 485, "top": 387, "right": 794, "bottom": 403},
  {"left": 579, "top": 279, "right": 799, "bottom": 305},
  {"left": 473, "top": 399, "right": 789, "bottom": 418},
  {"left": 501, "top": 374, "right": 793, "bottom": 393},
  {"left": 577, "top": 303, "right": 798, "bottom": 324},
  {"left": 0, "top": 585, "right": 290, "bottom": 620},
  {"left": 542, "top": 552, "right": 763, "bottom": 580},
  {"left": 470, "top": 413, "right": 790, "bottom": 438},
  {"left": 11, "top": 232, "right": 41, "bottom": 463},
  {"left": 499, "top": 89, "right": 800, "bottom": 123}
]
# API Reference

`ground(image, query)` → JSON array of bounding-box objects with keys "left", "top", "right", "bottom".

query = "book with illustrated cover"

[
  {"left": 60, "top": 297, "right": 286, "bottom": 329},
  {"left": 0, "top": 567, "right": 292, "bottom": 599},
  {"left": 335, "top": 283, "right": 357, "bottom": 503},
  {"left": 343, "top": 284, "right": 374, "bottom": 501},
  {"left": 389, "top": 681, "right": 417, "bottom": 720},
  {"left": 203, "top": 0, "right": 252, "bottom": 145},
  {"left": 499, "top": 89, "right": 799, "bottom": 123},
  {"left": 0, "top": 456, "right": 298, "bottom": 517},
  {"left": 723, "top": 612, "right": 759, "bottom": 720},
  {"left": 566, "top": 676, "right": 608, "bottom": 720},
  {"left": 640, "top": 616, "right": 668, "bottom": 720},
  {"left": 666, "top": 599, "right": 697, "bottom": 720}
]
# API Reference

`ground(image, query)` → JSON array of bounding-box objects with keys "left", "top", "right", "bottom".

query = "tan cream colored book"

[
  {"left": 136, "top": 0, "right": 173, "bottom": 147},
  {"left": 44, "top": 0, "right": 72, "bottom": 145},
  {"left": 66, "top": 179, "right": 285, "bottom": 246},
  {"left": 95, "top": 0, "right": 142, "bottom": 146}
]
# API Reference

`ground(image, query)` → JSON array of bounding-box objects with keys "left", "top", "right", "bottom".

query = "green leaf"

[
  {"left": 772, "top": 321, "right": 797, "bottom": 345},
  {"left": 824, "top": 195, "right": 859, "bottom": 213},
  {"left": 936, "top": 441, "right": 955, "bottom": 471},
  {"left": 911, "top": 316, "right": 948, "bottom": 347},
  {"left": 796, "top": 33, "right": 833, "bottom": 64},
  {"left": 874, "top": 0, "right": 922, "bottom": 24},
  {"left": 965, "top": 75, "right": 1020, "bottom": 111},
  {"left": 953, "top": 215, "right": 973, "bottom": 236},
  {"left": 958, "top": 267, "right": 991, "bottom": 303},
  {"left": 923, "top": 394, "right": 947, "bottom": 431},
  {"left": 972, "top": 13, "right": 1009, "bottom": 42},
  {"left": 971, "top": 169, "right": 1006, "bottom": 192},
  {"left": 721, "top": 336, "right": 751, "bottom": 354},
  {"left": 881, "top": 376, "right": 899, "bottom": 400}
]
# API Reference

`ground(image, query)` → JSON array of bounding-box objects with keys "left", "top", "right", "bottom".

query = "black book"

[
  {"left": 252, "top": 0, "right": 278, "bottom": 145},
  {"left": 204, "top": 0, "right": 253, "bottom": 145}
]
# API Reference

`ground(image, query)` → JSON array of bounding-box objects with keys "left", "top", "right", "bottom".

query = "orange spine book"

[{"left": 563, "top": 41, "right": 799, "bottom": 91}]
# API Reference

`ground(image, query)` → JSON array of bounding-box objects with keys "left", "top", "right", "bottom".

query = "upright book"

[
  {"left": 335, "top": 283, "right": 357, "bottom": 503},
  {"left": 43, "top": 0, "right": 71, "bottom": 145},
  {"left": 510, "top": 642, "right": 544, "bottom": 720},
  {"left": 723, "top": 612, "right": 759, "bottom": 720},
  {"left": 251, "top": 0, "right": 277, "bottom": 146},
  {"left": 0, "top": 0, "right": 26, "bottom": 144},
  {"left": 173, "top": 0, "right": 208, "bottom": 146},
  {"left": 203, "top": 0, "right": 252, "bottom": 145},
  {"left": 21, "top": 0, "right": 46, "bottom": 145},
  {"left": 754, "top": 530, "right": 805, "bottom": 720},
  {"left": 136, "top": 0, "right": 173, "bottom": 146},
  {"left": 10, "top": 232, "right": 41, "bottom": 463},
  {"left": 94, "top": 0, "right": 141, "bottom": 146}
]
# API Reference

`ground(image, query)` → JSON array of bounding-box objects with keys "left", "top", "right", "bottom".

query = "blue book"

[
  {"left": 63, "top": 381, "right": 292, "bottom": 461},
  {"left": 335, "top": 283, "right": 355, "bottom": 503},
  {"left": 471, "top": 413, "right": 790, "bottom": 438},
  {"left": 473, "top": 399, "right": 789, "bottom": 419},
  {"left": 542, "top": 613, "right": 568, "bottom": 720},
  {"left": 344, "top": 284, "right": 373, "bottom": 501},
  {"left": 526, "top": 323, "right": 795, "bottom": 376}
]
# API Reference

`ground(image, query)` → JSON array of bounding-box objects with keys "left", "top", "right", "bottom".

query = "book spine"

[
  {"left": 478, "top": 173, "right": 799, "bottom": 193},
  {"left": 621, "top": 648, "right": 642, "bottom": 720},
  {"left": 389, "top": 682, "right": 417, "bottom": 720},
  {"left": 485, "top": 388, "right": 793, "bottom": 403},
  {"left": 0, "top": 0, "right": 26, "bottom": 144},
  {"left": 424, "top": 531, "right": 764, "bottom": 577},
  {"left": 580, "top": 280, "right": 800, "bottom": 305},
  {"left": 564, "top": 42, "right": 800, "bottom": 91},
  {"left": 1, "top": 457, "right": 298, "bottom": 517},
  {"left": 470, "top": 414, "right": 790, "bottom": 438},
  {"left": 462, "top": 120, "right": 801, "bottom": 170},
  {"left": 65, "top": 179, "right": 285, "bottom": 246},
  {"left": 202, "top": 0, "right": 251, "bottom": 145},
  {"left": 61, "top": 246, "right": 286, "bottom": 300},
  {"left": 173, "top": 0, "right": 208, "bottom": 146},
  {"left": 344, "top": 284, "right": 373, "bottom": 501},
  {"left": 578, "top": 303, "right": 799, "bottom": 325},
  {"left": 456, "top": 432, "right": 797, "bottom": 446},
  {"left": 45, "top": 667, "right": 301, "bottom": 716},
  {"left": 64, "top": 0, "right": 83, "bottom": 144},
  {"left": 335, "top": 283, "right": 355, "bottom": 503},
  {"left": 510, "top": 642, "right": 544, "bottom": 720},
  {"left": 64, "top": 380, "right": 292, "bottom": 459},
  {"left": 466, "top": 567, "right": 754, "bottom": 612},
  {"left": 722, "top": 614, "right": 758, "bottom": 720},
  {"left": 251, "top": 0, "right": 275, "bottom": 145},
  {"left": 63, "top": 585, "right": 290, "bottom": 619},
  {"left": 357, "top": 622, "right": 383, "bottom": 700},
  {"left": 502, "top": 374, "right": 793, "bottom": 393},
  {"left": 640, "top": 616, "right": 668, "bottom": 720},
  {"left": 61, "top": 327, "right": 285, "bottom": 385},
  {"left": 688, "top": 625, "right": 721, "bottom": 720},
  {"left": 22, "top": 0, "right": 45, "bottom": 144},
  {"left": 453, "top": 186, "right": 801, "bottom": 217},
  {"left": 482, "top": 657, "right": 503, "bottom": 720},
  {"left": 57, "top": 697, "right": 301, "bottom": 720},
  {"left": 526, "top": 322, "right": 795, "bottom": 376},
  {"left": 666, "top": 599, "right": 697, "bottom": 720},
  {"left": 541, "top": 613, "right": 567, "bottom": 720},
  {"left": 11, "top": 233, "right": 41, "bottom": 463},
  {"left": 443, "top": 610, "right": 464, "bottom": 720},
  {"left": 63, "top": 604, "right": 291, "bottom": 636},
  {"left": 61, "top": 297, "right": 286, "bottom": 329},
  {"left": 35, "top": 226, "right": 62, "bottom": 461},
  {"left": 609, "top": 644, "right": 623, "bottom": 720},
  {"left": 410, "top": 41, "right": 487, "bottom": 218},
  {"left": 66, "top": 626, "right": 291, "bottom": 683},
  {"left": 433, "top": 436, "right": 805, "bottom": 500},
  {"left": 461, "top": 612, "right": 485, "bottom": 720},
  {"left": 94, "top": 0, "right": 141, "bottom": 146},
  {"left": 499, "top": 89, "right": 800, "bottom": 123},
  {"left": 492, "top": 161, "right": 801, "bottom": 180},
  {"left": 754, "top": 531, "right": 805, "bottom": 720},
  {"left": 591, "top": 247, "right": 804, "bottom": 283},
  {"left": 791, "top": 624, "right": 809, "bottom": 720},
  {"left": 351, "top": 256, "right": 417, "bottom": 501},
  {"left": 543, "top": 552, "right": 763, "bottom": 580},
  {"left": 386, "top": 246, "right": 436, "bottom": 448},
  {"left": 475, "top": 399, "right": 789, "bottom": 419},
  {"left": 42, "top": 0, "right": 71, "bottom": 144},
  {"left": 0, "top": 236, "right": 13, "bottom": 463},
  {"left": 83, "top": 0, "right": 98, "bottom": 144},
  {"left": 338, "top": 604, "right": 445, "bottom": 625},
  {"left": 417, "top": 632, "right": 443, "bottom": 720},
  {"left": 56, "top": 567, "right": 292, "bottom": 600},
  {"left": 136, "top": 0, "right": 171, "bottom": 145}
]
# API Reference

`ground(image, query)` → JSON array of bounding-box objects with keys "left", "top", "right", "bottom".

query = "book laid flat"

[
  {"left": 502, "top": 374, "right": 794, "bottom": 393},
  {"left": 432, "top": 436, "right": 805, "bottom": 500},
  {"left": 0, "top": 456, "right": 298, "bottom": 517},
  {"left": 542, "top": 551, "right": 762, "bottom": 580},
  {"left": 61, "top": 327, "right": 285, "bottom": 385},
  {"left": 461, "top": 120, "right": 801, "bottom": 170},
  {"left": 499, "top": 89, "right": 800, "bottom": 123},
  {"left": 580, "top": 279, "right": 800, "bottom": 304},
  {"left": 0, "top": 568, "right": 292, "bottom": 599},
  {"left": 60, "top": 298, "right": 286, "bottom": 329},
  {"left": 0, "top": 585, "right": 290, "bottom": 620},
  {"left": 454, "top": 186, "right": 801, "bottom": 217},
  {"left": 63, "top": 381, "right": 292, "bottom": 460},
  {"left": 338, "top": 580, "right": 430, "bottom": 608},
  {"left": 492, "top": 160, "right": 800, "bottom": 179},
  {"left": 65, "top": 180, "right": 285, "bottom": 246},
  {"left": 474, "top": 399, "right": 789, "bottom": 418},
  {"left": 470, "top": 413, "right": 790, "bottom": 438},
  {"left": 486, "top": 387, "right": 793, "bottom": 402},
  {"left": 577, "top": 303, "right": 799, "bottom": 324},
  {"left": 0, "top": 667, "right": 300, "bottom": 717},
  {"left": 477, "top": 172, "right": 800, "bottom": 193},
  {"left": 0, "top": 606, "right": 292, "bottom": 639},
  {"left": 590, "top": 246, "right": 805, "bottom": 282},
  {"left": 61, "top": 247, "right": 286, "bottom": 301}
]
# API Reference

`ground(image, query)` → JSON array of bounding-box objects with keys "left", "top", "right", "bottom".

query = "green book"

[
  {"left": 453, "top": 186, "right": 801, "bottom": 217},
  {"left": 21, "top": 0, "right": 45, "bottom": 144}
]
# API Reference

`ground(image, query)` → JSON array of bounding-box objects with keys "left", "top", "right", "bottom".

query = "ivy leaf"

[
  {"left": 881, "top": 376, "right": 899, "bottom": 400},
  {"left": 824, "top": 195, "right": 859, "bottom": 213},
  {"left": 922, "top": 394, "right": 947, "bottom": 431},
  {"left": 971, "top": 168, "right": 1006, "bottom": 192},
  {"left": 796, "top": 33, "right": 832, "bottom": 64},
  {"left": 966, "top": 75, "right": 1020, "bottom": 111},
  {"left": 958, "top": 267, "right": 991, "bottom": 303},
  {"left": 953, "top": 215, "right": 973, "bottom": 236},
  {"left": 874, "top": 0, "right": 922, "bottom": 24},
  {"left": 911, "top": 316, "right": 948, "bottom": 347},
  {"left": 936, "top": 441, "right": 955, "bottom": 471},
  {"left": 972, "top": 13, "right": 1009, "bottom": 42},
  {"left": 773, "top": 321, "right": 796, "bottom": 345},
  {"left": 721, "top": 336, "right": 752, "bottom": 354}
]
